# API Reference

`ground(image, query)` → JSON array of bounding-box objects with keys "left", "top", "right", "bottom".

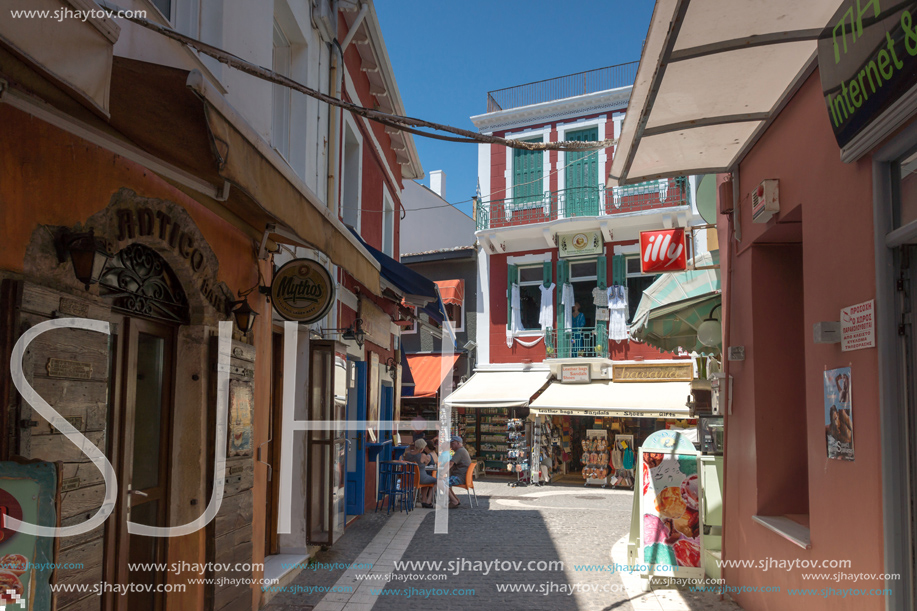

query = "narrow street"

[{"left": 265, "top": 480, "right": 740, "bottom": 611}]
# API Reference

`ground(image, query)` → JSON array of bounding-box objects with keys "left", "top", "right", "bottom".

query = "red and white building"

[{"left": 445, "top": 63, "right": 713, "bottom": 478}]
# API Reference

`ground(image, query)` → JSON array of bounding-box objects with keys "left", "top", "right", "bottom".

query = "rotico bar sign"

[{"left": 271, "top": 258, "right": 335, "bottom": 323}]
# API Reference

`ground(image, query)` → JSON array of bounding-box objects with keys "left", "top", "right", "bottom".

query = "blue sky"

[{"left": 375, "top": 1, "right": 655, "bottom": 217}]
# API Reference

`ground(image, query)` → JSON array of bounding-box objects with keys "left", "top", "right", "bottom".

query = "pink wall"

[{"left": 719, "top": 69, "right": 881, "bottom": 610}]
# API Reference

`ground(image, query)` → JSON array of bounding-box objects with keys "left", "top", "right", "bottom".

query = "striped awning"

[{"left": 435, "top": 280, "right": 464, "bottom": 307}]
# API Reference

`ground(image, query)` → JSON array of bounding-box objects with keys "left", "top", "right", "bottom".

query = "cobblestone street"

[{"left": 264, "top": 478, "right": 741, "bottom": 611}]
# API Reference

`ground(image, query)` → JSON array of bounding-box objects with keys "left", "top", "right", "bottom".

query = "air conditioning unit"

[{"left": 751, "top": 179, "right": 779, "bottom": 223}]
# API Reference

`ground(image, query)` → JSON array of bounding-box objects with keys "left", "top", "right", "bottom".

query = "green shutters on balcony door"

[
  {"left": 595, "top": 255, "right": 607, "bottom": 356},
  {"left": 507, "top": 264, "right": 518, "bottom": 330},
  {"left": 513, "top": 138, "right": 543, "bottom": 206},
  {"left": 565, "top": 127, "right": 599, "bottom": 217}
]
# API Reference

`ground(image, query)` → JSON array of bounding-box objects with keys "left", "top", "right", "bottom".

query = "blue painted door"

[
  {"left": 345, "top": 361, "right": 366, "bottom": 516},
  {"left": 381, "top": 384, "right": 394, "bottom": 462}
]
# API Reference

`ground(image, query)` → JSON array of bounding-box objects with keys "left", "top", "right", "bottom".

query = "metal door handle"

[{"left": 128, "top": 489, "right": 149, "bottom": 497}]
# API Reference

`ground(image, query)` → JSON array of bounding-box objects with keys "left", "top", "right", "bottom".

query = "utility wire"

[{"left": 111, "top": 9, "right": 618, "bottom": 153}]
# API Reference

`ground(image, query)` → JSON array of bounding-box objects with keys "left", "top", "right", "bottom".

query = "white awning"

[
  {"left": 530, "top": 380, "right": 692, "bottom": 419},
  {"left": 443, "top": 370, "right": 551, "bottom": 409},
  {"left": 609, "top": 0, "right": 844, "bottom": 186}
]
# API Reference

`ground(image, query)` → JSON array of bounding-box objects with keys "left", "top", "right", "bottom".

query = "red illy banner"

[{"left": 640, "top": 228, "right": 687, "bottom": 273}]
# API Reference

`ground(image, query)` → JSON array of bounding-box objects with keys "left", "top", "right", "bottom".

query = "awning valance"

[
  {"left": 435, "top": 280, "right": 464, "bottom": 307},
  {"left": 404, "top": 353, "right": 460, "bottom": 398},
  {"left": 443, "top": 370, "right": 551, "bottom": 409},
  {"left": 609, "top": 0, "right": 844, "bottom": 186},
  {"left": 105, "top": 57, "right": 382, "bottom": 294},
  {"left": 529, "top": 380, "right": 692, "bottom": 419}
]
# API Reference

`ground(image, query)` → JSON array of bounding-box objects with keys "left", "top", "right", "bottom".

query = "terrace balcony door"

[{"left": 565, "top": 127, "right": 599, "bottom": 218}]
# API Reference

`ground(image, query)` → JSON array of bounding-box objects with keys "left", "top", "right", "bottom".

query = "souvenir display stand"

[
  {"left": 506, "top": 418, "right": 530, "bottom": 486},
  {"left": 478, "top": 408, "right": 509, "bottom": 472},
  {"left": 531, "top": 418, "right": 547, "bottom": 484},
  {"left": 609, "top": 434, "right": 635, "bottom": 489},
  {"left": 628, "top": 429, "right": 704, "bottom": 590},
  {"left": 582, "top": 429, "right": 609, "bottom": 486}
]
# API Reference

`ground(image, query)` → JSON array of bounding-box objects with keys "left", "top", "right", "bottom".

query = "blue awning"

[{"left": 348, "top": 228, "right": 444, "bottom": 324}]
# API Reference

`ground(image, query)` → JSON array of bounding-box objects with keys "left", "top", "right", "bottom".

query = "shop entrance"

[
  {"left": 345, "top": 361, "right": 367, "bottom": 516},
  {"left": 109, "top": 316, "right": 175, "bottom": 611}
]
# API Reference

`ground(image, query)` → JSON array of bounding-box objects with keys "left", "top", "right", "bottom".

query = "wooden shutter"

[
  {"left": 513, "top": 138, "right": 543, "bottom": 204},
  {"left": 612, "top": 255, "right": 626, "bottom": 285},
  {"left": 542, "top": 261, "right": 553, "bottom": 287},
  {"left": 555, "top": 260, "right": 569, "bottom": 332},
  {"left": 506, "top": 263, "right": 518, "bottom": 330},
  {"left": 564, "top": 127, "right": 599, "bottom": 216}
]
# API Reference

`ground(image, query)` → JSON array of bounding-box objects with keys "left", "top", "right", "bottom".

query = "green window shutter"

[
  {"left": 595, "top": 255, "right": 608, "bottom": 356},
  {"left": 507, "top": 263, "right": 518, "bottom": 330},
  {"left": 564, "top": 127, "right": 599, "bottom": 217},
  {"left": 542, "top": 260, "right": 553, "bottom": 287},
  {"left": 612, "top": 255, "right": 626, "bottom": 285},
  {"left": 596, "top": 256, "right": 607, "bottom": 290},
  {"left": 513, "top": 138, "right": 543, "bottom": 204}
]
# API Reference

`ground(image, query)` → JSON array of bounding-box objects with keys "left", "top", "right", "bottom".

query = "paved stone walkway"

[{"left": 263, "top": 478, "right": 742, "bottom": 611}]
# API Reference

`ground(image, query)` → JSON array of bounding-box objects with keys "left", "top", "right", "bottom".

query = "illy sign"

[{"left": 640, "top": 228, "right": 687, "bottom": 273}]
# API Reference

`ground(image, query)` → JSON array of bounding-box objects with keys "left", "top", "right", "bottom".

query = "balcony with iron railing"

[
  {"left": 545, "top": 327, "right": 609, "bottom": 359},
  {"left": 475, "top": 178, "right": 690, "bottom": 231},
  {"left": 486, "top": 61, "right": 640, "bottom": 113}
]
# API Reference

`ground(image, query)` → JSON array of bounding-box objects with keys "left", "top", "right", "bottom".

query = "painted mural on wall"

[
  {"left": 640, "top": 437, "right": 701, "bottom": 570},
  {"left": 824, "top": 366, "right": 854, "bottom": 461}
]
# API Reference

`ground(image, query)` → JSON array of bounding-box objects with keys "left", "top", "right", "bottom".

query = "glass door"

[
  {"left": 112, "top": 317, "right": 175, "bottom": 611},
  {"left": 306, "top": 340, "right": 346, "bottom": 546}
]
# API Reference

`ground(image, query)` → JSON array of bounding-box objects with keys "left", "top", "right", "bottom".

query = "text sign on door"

[{"left": 640, "top": 228, "right": 687, "bottom": 273}]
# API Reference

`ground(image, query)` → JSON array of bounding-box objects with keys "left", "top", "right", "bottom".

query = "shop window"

[{"left": 625, "top": 255, "right": 657, "bottom": 323}]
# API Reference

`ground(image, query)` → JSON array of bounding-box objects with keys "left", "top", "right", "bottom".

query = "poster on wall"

[
  {"left": 0, "top": 461, "right": 59, "bottom": 611},
  {"left": 228, "top": 380, "right": 254, "bottom": 457},
  {"left": 824, "top": 367, "right": 854, "bottom": 461}
]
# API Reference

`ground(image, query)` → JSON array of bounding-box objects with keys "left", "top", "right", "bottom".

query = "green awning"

[{"left": 630, "top": 251, "right": 721, "bottom": 354}]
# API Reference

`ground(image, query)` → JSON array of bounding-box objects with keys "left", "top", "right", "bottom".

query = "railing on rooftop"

[
  {"left": 486, "top": 61, "right": 640, "bottom": 113},
  {"left": 545, "top": 327, "right": 608, "bottom": 359},
  {"left": 475, "top": 178, "right": 690, "bottom": 231}
]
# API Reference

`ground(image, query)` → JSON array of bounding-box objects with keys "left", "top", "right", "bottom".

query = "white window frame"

[
  {"left": 517, "top": 264, "right": 545, "bottom": 332},
  {"left": 556, "top": 116, "right": 607, "bottom": 196},
  {"left": 271, "top": 20, "right": 293, "bottom": 162},
  {"left": 340, "top": 112, "right": 363, "bottom": 232},
  {"left": 382, "top": 183, "right": 395, "bottom": 257},
  {"left": 402, "top": 319, "right": 417, "bottom": 335},
  {"left": 504, "top": 126, "right": 552, "bottom": 204},
  {"left": 569, "top": 258, "right": 598, "bottom": 283}
]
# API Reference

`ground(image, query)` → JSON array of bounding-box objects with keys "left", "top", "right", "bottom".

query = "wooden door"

[
  {"left": 113, "top": 316, "right": 175, "bottom": 611},
  {"left": 264, "top": 330, "right": 283, "bottom": 555}
]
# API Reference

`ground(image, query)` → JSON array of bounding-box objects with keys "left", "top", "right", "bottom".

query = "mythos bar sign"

[
  {"left": 818, "top": 0, "right": 917, "bottom": 149},
  {"left": 271, "top": 258, "right": 336, "bottom": 323}
]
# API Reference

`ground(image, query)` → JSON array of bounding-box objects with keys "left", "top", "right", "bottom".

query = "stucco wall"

[{"left": 719, "top": 69, "right": 881, "bottom": 610}]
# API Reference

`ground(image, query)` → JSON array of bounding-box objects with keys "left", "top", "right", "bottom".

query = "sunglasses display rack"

[
  {"left": 581, "top": 429, "right": 609, "bottom": 487},
  {"left": 506, "top": 418, "right": 530, "bottom": 487}
]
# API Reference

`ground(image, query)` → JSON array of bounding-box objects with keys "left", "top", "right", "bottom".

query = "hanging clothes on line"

[
  {"left": 539, "top": 283, "right": 555, "bottom": 331},
  {"left": 607, "top": 284, "right": 629, "bottom": 342}
]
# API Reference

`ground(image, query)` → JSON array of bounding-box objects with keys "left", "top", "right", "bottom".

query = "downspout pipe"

[{"left": 326, "top": 2, "right": 368, "bottom": 213}]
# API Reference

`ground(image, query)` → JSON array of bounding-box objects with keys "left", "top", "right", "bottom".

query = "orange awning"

[
  {"left": 435, "top": 280, "right": 464, "bottom": 307},
  {"left": 405, "top": 353, "right": 461, "bottom": 398}
]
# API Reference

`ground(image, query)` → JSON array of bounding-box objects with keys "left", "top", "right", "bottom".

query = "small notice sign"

[
  {"left": 841, "top": 299, "right": 875, "bottom": 352},
  {"left": 561, "top": 365, "right": 591, "bottom": 384}
]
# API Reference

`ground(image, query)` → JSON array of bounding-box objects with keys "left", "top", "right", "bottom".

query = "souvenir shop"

[{"left": 528, "top": 360, "right": 698, "bottom": 488}]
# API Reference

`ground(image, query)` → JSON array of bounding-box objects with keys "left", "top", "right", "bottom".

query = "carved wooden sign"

[
  {"left": 58, "top": 297, "right": 89, "bottom": 317},
  {"left": 46, "top": 358, "right": 93, "bottom": 380}
]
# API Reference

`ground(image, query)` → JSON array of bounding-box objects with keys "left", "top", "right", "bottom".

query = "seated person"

[
  {"left": 447, "top": 435, "right": 471, "bottom": 509},
  {"left": 399, "top": 438, "right": 436, "bottom": 507}
]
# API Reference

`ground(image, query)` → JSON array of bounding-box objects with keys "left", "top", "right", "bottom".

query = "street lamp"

[
  {"left": 697, "top": 303, "right": 722, "bottom": 347},
  {"left": 231, "top": 298, "right": 260, "bottom": 334}
]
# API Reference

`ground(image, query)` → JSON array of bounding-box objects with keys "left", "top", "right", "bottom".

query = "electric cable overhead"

[{"left": 109, "top": 8, "right": 618, "bottom": 153}]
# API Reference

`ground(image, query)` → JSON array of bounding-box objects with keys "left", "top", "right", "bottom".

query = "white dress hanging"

[
  {"left": 607, "top": 285, "right": 629, "bottom": 342},
  {"left": 539, "top": 283, "right": 555, "bottom": 331},
  {"left": 561, "top": 283, "right": 574, "bottom": 331}
]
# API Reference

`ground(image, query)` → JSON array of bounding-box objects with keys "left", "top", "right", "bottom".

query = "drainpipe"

[{"left": 326, "top": 2, "right": 368, "bottom": 215}]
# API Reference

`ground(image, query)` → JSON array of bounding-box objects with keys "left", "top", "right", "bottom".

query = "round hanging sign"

[{"left": 271, "top": 258, "right": 335, "bottom": 323}]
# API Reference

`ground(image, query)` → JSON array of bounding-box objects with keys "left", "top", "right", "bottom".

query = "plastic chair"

[
  {"left": 451, "top": 460, "right": 479, "bottom": 508},
  {"left": 413, "top": 464, "right": 436, "bottom": 506}
]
